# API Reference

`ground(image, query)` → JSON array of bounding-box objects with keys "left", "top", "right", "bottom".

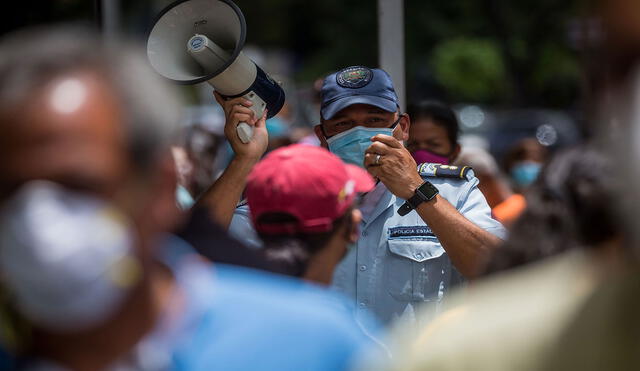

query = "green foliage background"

[
  {"left": 1, "top": 0, "right": 582, "bottom": 108},
  {"left": 234, "top": 0, "right": 582, "bottom": 108}
]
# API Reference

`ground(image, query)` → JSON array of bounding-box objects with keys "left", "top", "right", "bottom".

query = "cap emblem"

[{"left": 336, "top": 66, "right": 373, "bottom": 89}]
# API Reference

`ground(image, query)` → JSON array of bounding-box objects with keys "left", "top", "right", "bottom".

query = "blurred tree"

[
  {"left": 478, "top": 0, "right": 582, "bottom": 106},
  {"left": 405, "top": 0, "right": 582, "bottom": 107},
  {"left": 0, "top": 0, "right": 94, "bottom": 35},
  {"left": 234, "top": 0, "right": 582, "bottom": 108},
  {"left": 430, "top": 38, "right": 507, "bottom": 103},
  {"left": 235, "top": 0, "right": 378, "bottom": 82}
]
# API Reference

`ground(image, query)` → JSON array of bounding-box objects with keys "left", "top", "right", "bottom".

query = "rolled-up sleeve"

[{"left": 456, "top": 178, "right": 507, "bottom": 240}]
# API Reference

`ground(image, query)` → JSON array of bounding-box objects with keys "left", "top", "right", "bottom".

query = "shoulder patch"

[{"left": 418, "top": 163, "right": 474, "bottom": 181}]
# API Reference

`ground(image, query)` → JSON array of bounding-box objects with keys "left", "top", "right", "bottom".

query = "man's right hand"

[{"left": 214, "top": 91, "right": 268, "bottom": 163}]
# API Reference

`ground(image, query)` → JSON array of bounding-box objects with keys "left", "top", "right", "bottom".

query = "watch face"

[
  {"left": 418, "top": 181, "right": 439, "bottom": 199},
  {"left": 398, "top": 181, "right": 439, "bottom": 216}
]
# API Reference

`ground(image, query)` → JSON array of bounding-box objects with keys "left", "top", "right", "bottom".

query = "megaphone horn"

[{"left": 147, "top": 0, "right": 285, "bottom": 143}]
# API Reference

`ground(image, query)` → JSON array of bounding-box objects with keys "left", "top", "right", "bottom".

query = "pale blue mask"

[
  {"left": 511, "top": 161, "right": 542, "bottom": 187},
  {"left": 176, "top": 185, "right": 195, "bottom": 210},
  {"left": 326, "top": 126, "right": 395, "bottom": 167}
]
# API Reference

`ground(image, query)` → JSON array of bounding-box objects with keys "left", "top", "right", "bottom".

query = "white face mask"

[{"left": 0, "top": 181, "right": 141, "bottom": 332}]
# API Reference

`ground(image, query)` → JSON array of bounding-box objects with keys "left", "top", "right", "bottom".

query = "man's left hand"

[{"left": 364, "top": 134, "right": 424, "bottom": 200}]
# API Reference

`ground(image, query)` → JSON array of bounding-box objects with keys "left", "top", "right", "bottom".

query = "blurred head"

[
  {"left": 406, "top": 101, "right": 461, "bottom": 165},
  {"left": 485, "top": 147, "right": 622, "bottom": 274},
  {"left": 591, "top": 0, "right": 640, "bottom": 252},
  {"left": 313, "top": 66, "right": 409, "bottom": 167},
  {"left": 600, "top": 0, "right": 640, "bottom": 55},
  {"left": 0, "top": 26, "right": 182, "bottom": 245},
  {"left": 183, "top": 123, "right": 225, "bottom": 196},
  {"left": 265, "top": 115, "right": 293, "bottom": 153},
  {"left": 0, "top": 26, "right": 182, "bottom": 355},
  {"left": 246, "top": 144, "right": 374, "bottom": 284},
  {"left": 172, "top": 146, "right": 194, "bottom": 190},
  {"left": 171, "top": 146, "right": 196, "bottom": 210},
  {"left": 503, "top": 138, "right": 548, "bottom": 189}
]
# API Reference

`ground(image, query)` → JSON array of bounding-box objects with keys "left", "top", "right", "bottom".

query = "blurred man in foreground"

[
  {"left": 540, "top": 2, "right": 640, "bottom": 368},
  {"left": 0, "top": 27, "right": 373, "bottom": 370}
]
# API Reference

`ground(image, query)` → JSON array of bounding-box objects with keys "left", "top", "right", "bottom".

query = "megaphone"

[{"left": 147, "top": 0, "right": 285, "bottom": 143}]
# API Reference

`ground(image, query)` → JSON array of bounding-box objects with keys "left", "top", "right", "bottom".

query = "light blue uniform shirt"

[
  {"left": 229, "top": 201, "right": 263, "bottom": 249},
  {"left": 331, "top": 169, "right": 506, "bottom": 331}
]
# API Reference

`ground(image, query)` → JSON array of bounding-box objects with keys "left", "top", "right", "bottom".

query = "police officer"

[{"left": 313, "top": 66, "right": 506, "bottom": 328}]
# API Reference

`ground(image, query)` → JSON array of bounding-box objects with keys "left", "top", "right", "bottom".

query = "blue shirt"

[
  {"left": 331, "top": 170, "right": 506, "bottom": 331},
  {"left": 140, "top": 240, "right": 377, "bottom": 371},
  {"left": 9, "top": 238, "right": 377, "bottom": 371}
]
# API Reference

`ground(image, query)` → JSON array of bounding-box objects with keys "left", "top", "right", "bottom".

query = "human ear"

[
  {"left": 396, "top": 113, "right": 410, "bottom": 142},
  {"left": 314, "top": 124, "right": 329, "bottom": 148}
]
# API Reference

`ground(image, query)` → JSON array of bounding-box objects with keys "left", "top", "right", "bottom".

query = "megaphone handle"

[
  {"left": 236, "top": 91, "right": 266, "bottom": 144},
  {"left": 236, "top": 122, "right": 253, "bottom": 144}
]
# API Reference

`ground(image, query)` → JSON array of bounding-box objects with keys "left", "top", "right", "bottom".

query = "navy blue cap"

[{"left": 320, "top": 66, "right": 399, "bottom": 120}]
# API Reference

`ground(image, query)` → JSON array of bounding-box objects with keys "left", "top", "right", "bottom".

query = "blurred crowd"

[{"left": 2, "top": 1, "right": 640, "bottom": 370}]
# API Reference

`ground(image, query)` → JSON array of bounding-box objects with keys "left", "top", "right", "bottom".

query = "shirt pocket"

[{"left": 385, "top": 238, "right": 451, "bottom": 302}]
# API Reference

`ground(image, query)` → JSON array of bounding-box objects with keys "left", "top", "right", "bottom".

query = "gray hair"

[{"left": 0, "top": 25, "right": 183, "bottom": 172}]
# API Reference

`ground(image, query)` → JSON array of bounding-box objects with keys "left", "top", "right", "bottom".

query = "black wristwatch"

[{"left": 397, "top": 181, "right": 439, "bottom": 216}]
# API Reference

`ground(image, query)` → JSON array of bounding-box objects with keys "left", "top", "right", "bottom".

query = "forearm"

[
  {"left": 364, "top": 135, "right": 502, "bottom": 276},
  {"left": 415, "top": 195, "right": 503, "bottom": 278},
  {"left": 199, "top": 156, "right": 259, "bottom": 229}
]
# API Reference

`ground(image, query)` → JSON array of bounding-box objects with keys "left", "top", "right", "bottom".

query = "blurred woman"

[
  {"left": 406, "top": 101, "right": 461, "bottom": 165},
  {"left": 493, "top": 138, "right": 549, "bottom": 227}
]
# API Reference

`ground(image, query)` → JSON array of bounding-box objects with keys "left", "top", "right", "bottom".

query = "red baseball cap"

[{"left": 246, "top": 144, "right": 374, "bottom": 235}]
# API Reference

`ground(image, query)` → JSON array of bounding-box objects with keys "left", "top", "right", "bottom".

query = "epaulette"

[{"left": 418, "top": 163, "right": 474, "bottom": 181}]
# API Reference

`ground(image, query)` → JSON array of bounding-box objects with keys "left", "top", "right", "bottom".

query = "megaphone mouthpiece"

[
  {"left": 147, "top": 0, "right": 247, "bottom": 84},
  {"left": 187, "top": 34, "right": 256, "bottom": 97},
  {"left": 187, "top": 34, "right": 230, "bottom": 68},
  {"left": 187, "top": 35, "right": 208, "bottom": 52}
]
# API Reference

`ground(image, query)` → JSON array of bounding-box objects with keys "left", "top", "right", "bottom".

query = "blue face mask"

[
  {"left": 511, "top": 161, "right": 542, "bottom": 187},
  {"left": 326, "top": 126, "right": 395, "bottom": 167}
]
